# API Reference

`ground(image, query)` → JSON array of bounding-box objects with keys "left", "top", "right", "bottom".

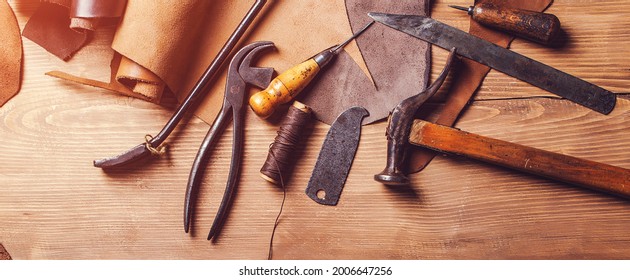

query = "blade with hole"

[{"left": 306, "top": 107, "right": 369, "bottom": 205}]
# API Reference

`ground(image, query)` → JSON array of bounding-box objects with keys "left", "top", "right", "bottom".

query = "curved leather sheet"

[
  {"left": 301, "top": 0, "right": 430, "bottom": 125},
  {"left": 111, "top": 0, "right": 210, "bottom": 101},
  {"left": 0, "top": 0, "right": 22, "bottom": 107},
  {"left": 48, "top": 0, "right": 415, "bottom": 124},
  {"left": 407, "top": 0, "right": 554, "bottom": 173}
]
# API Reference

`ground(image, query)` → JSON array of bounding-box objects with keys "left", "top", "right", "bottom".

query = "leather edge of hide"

[
  {"left": 0, "top": 0, "right": 23, "bottom": 107},
  {"left": 0, "top": 243, "right": 12, "bottom": 260}
]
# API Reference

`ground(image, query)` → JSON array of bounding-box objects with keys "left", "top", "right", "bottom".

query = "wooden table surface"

[{"left": 1, "top": 0, "right": 629, "bottom": 259}]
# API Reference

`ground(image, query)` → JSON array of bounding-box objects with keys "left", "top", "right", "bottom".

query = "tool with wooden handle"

[
  {"left": 249, "top": 21, "right": 374, "bottom": 119},
  {"left": 408, "top": 119, "right": 630, "bottom": 198},
  {"left": 369, "top": 12, "right": 616, "bottom": 114},
  {"left": 449, "top": 3, "right": 561, "bottom": 45}
]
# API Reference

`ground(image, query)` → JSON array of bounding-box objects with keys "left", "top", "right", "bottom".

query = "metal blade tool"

[{"left": 368, "top": 12, "right": 616, "bottom": 115}]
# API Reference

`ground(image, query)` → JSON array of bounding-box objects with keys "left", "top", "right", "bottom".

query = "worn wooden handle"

[
  {"left": 472, "top": 3, "right": 561, "bottom": 45},
  {"left": 409, "top": 120, "right": 630, "bottom": 198},
  {"left": 249, "top": 58, "right": 321, "bottom": 119}
]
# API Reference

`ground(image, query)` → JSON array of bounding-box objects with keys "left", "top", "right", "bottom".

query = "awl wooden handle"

[
  {"left": 249, "top": 58, "right": 321, "bottom": 119},
  {"left": 470, "top": 3, "right": 561, "bottom": 45},
  {"left": 409, "top": 120, "right": 630, "bottom": 198}
]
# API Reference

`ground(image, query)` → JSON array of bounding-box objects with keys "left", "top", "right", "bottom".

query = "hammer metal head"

[{"left": 374, "top": 48, "right": 457, "bottom": 186}]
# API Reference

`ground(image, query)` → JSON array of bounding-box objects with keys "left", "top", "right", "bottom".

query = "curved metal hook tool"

[
  {"left": 374, "top": 48, "right": 457, "bottom": 186},
  {"left": 184, "top": 41, "right": 275, "bottom": 240},
  {"left": 93, "top": 0, "right": 268, "bottom": 168}
]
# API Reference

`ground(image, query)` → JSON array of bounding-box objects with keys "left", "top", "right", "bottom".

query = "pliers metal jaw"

[{"left": 184, "top": 41, "right": 275, "bottom": 240}]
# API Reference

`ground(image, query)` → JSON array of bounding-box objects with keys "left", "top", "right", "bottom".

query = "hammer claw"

[{"left": 375, "top": 48, "right": 458, "bottom": 186}]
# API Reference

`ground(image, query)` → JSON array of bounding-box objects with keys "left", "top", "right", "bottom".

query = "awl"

[{"left": 368, "top": 12, "right": 616, "bottom": 115}]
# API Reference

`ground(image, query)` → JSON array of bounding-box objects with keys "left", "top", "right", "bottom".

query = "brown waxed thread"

[
  {"left": 265, "top": 102, "right": 312, "bottom": 260},
  {"left": 260, "top": 102, "right": 312, "bottom": 185}
]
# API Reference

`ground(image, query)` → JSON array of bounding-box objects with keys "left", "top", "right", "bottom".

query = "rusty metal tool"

[
  {"left": 248, "top": 21, "right": 374, "bottom": 119},
  {"left": 374, "top": 53, "right": 630, "bottom": 199},
  {"left": 368, "top": 12, "right": 616, "bottom": 115},
  {"left": 449, "top": 3, "right": 561, "bottom": 45},
  {"left": 94, "top": 0, "right": 268, "bottom": 168},
  {"left": 184, "top": 41, "right": 275, "bottom": 240},
  {"left": 306, "top": 106, "right": 369, "bottom": 205},
  {"left": 375, "top": 48, "right": 458, "bottom": 186}
]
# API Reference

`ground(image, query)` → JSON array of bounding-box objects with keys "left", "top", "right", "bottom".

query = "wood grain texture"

[
  {"left": 409, "top": 119, "right": 630, "bottom": 197},
  {"left": 1, "top": 0, "right": 629, "bottom": 259}
]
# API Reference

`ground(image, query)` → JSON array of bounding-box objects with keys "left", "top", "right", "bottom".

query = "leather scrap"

[
  {"left": 46, "top": 52, "right": 159, "bottom": 103},
  {"left": 0, "top": 0, "right": 22, "bottom": 107},
  {"left": 407, "top": 0, "right": 554, "bottom": 173},
  {"left": 22, "top": 0, "right": 126, "bottom": 61},
  {"left": 110, "top": 0, "right": 211, "bottom": 102},
  {"left": 0, "top": 243, "right": 11, "bottom": 260},
  {"left": 301, "top": 0, "right": 431, "bottom": 124},
  {"left": 49, "top": 0, "right": 379, "bottom": 122}
]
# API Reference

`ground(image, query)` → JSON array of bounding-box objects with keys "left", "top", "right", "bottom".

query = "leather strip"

[
  {"left": 0, "top": 0, "right": 22, "bottom": 107},
  {"left": 45, "top": 53, "right": 155, "bottom": 102},
  {"left": 407, "top": 0, "right": 553, "bottom": 173}
]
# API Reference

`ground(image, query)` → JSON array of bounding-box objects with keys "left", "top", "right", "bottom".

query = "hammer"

[{"left": 375, "top": 56, "right": 630, "bottom": 198}]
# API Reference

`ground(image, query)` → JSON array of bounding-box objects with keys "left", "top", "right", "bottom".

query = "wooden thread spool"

[{"left": 260, "top": 101, "right": 312, "bottom": 185}]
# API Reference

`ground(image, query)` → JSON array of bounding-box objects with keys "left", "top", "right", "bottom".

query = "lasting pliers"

[{"left": 184, "top": 41, "right": 275, "bottom": 240}]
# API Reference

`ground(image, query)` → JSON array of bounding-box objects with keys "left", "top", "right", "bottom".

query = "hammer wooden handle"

[{"left": 409, "top": 120, "right": 630, "bottom": 198}]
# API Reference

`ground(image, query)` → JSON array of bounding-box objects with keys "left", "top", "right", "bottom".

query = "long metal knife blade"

[
  {"left": 369, "top": 12, "right": 616, "bottom": 115},
  {"left": 306, "top": 107, "right": 369, "bottom": 205}
]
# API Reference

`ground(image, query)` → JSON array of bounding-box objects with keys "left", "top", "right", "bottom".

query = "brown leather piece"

[
  {"left": 22, "top": 0, "right": 126, "bottom": 61},
  {"left": 0, "top": 243, "right": 11, "bottom": 260},
  {"left": 48, "top": 1, "right": 397, "bottom": 123},
  {"left": 22, "top": 1, "right": 87, "bottom": 61},
  {"left": 301, "top": 0, "right": 431, "bottom": 125},
  {"left": 45, "top": 52, "right": 157, "bottom": 103},
  {"left": 0, "top": 0, "right": 22, "bottom": 107},
  {"left": 169, "top": 0, "right": 375, "bottom": 124},
  {"left": 407, "top": 0, "right": 554, "bottom": 173}
]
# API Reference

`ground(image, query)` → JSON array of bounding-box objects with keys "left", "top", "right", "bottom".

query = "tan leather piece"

[
  {"left": 0, "top": 0, "right": 22, "bottom": 107},
  {"left": 111, "top": 0, "right": 210, "bottom": 102},
  {"left": 115, "top": 56, "right": 165, "bottom": 102},
  {"left": 22, "top": 0, "right": 126, "bottom": 61},
  {"left": 46, "top": 53, "right": 154, "bottom": 102},
  {"left": 407, "top": 0, "right": 554, "bottom": 173},
  {"left": 48, "top": 0, "right": 394, "bottom": 122}
]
